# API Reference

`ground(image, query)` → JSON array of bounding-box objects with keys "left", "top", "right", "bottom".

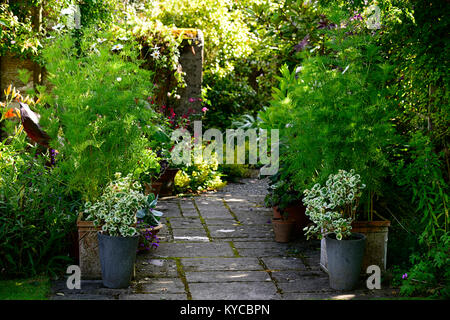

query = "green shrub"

[
  {"left": 0, "top": 3, "right": 41, "bottom": 59},
  {"left": 260, "top": 13, "right": 396, "bottom": 213},
  {"left": 202, "top": 74, "right": 261, "bottom": 130},
  {"left": 145, "top": 0, "right": 254, "bottom": 78},
  {"left": 38, "top": 30, "right": 161, "bottom": 201},
  {"left": 174, "top": 145, "right": 226, "bottom": 193},
  {"left": 0, "top": 120, "right": 81, "bottom": 279},
  {"left": 397, "top": 233, "right": 450, "bottom": 299}
]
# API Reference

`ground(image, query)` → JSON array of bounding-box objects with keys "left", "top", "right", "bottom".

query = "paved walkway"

[{"left": 51, "top": 178, "right": 397, "bottom": 300}]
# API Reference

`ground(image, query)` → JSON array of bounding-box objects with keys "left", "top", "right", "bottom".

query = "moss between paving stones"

[
  {"left": 221, "top": 198, "right": 241, "bottom": 222},
  {"left": 175, "top": 258, "right": 192, "bottom": 300},
  {"left": 257, "top": 257, "right": 283, "bottom": 295},
  {"left": 191, "top": 199, "right": 213, "bottom": 241},
  {"left": 228, "top": 241, "right": 240, "bottom": 258}
]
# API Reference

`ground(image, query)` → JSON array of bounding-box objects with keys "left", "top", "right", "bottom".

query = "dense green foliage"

[
  {"left": 174, "top": 146, "right": 226, "bottom": 194},
  {"left": 0, "top": 91, "right": 81, "bottom": 278},
  {"left": 258, "top": 0, "right": 449, "bottom": 298},
  {"left": 0, "top": 0, "right": 447, "bottom": 298},
  {"left": 39, "top": 31, "right": 161, "bottom": 201}
]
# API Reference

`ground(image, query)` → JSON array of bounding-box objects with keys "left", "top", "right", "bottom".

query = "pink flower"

[
  {"left": 202, "top": 107, "right": 208, "bottom": 112},
  {"left": 189, "top": 97, "right": 195, "bottom": 103}
]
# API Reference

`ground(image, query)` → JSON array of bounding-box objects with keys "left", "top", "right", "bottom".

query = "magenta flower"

[
  {"left": 402, "top": 273, "right": 408, "bottom": 279},
  {"left": 202, "top": 107, "right": 208, "bottom": 112}
]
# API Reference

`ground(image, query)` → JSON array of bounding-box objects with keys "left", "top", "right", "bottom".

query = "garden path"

[{"left": 51, "top": 178, "right": 398, "bottom": 300}]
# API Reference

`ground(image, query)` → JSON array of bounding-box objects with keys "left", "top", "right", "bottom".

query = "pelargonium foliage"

[{"left": 303, "top": 169, "right": 366, "bottom": 240}]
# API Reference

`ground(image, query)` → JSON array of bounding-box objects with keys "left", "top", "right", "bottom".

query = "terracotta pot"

[
  {"left": 156, "top": 168, "right": 179, "bottom": 196},
  {"left": 273, "top": 203, "right": 310, "bottom": 236},
  {"left": 144, "top": 181, "right": 163, "bottom": 196},
  {"left": 272, "top": 218, "right": 295, "bottom": 243},
  {"left": 141, "top": 223, "right": 164, "bottom": 236},
  {"left": 272, "top": 206, "right": 283, "bottom": 219}
]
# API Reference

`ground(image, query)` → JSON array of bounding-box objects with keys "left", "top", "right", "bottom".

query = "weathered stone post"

[{"left": 171, "top": 29, "right": 204, "bottom": 117}]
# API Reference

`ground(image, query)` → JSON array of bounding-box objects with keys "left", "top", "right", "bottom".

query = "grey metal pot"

[
  {"left": 98, "top": 232, "right": 139, "bottom": 289},
  {"left": 325, "top": 232, "right": 366, "bottom": 291}
]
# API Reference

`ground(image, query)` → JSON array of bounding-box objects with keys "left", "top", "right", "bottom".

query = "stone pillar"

[{"left": 172, "top": 29, "right": 204, "bottom": 117}]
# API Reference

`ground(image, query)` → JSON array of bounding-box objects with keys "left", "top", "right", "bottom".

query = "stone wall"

[{"left": 0, "top": 52, "right": 42, "bottom": 98}]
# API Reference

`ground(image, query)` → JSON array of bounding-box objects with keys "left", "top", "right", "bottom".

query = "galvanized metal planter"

[
  {"left": 320, "top": 220, "right": 390, "bottom": 274},
  {"left": 326, "top": 232, "right": 366, "bottom": 291}
]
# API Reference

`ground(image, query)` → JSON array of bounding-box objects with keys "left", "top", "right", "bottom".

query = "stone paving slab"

[
  {"left": 232, "top": 241, "right": 312, "bottom": 257},
  {"left": 180, "top": 257, "right": 263, "bottom": 272},
  {"left": 198, "top": 208, "right": 234, "bottom": 219},
  {"left": 233, "top": 211, "right": 273, "bottom": 225},
  {"left": 261, "top": 257, "right": 308, "bottom": 271},
  {"left": 51, "top": 294, "right": 117, "bottom": 300},
  {"left": 168, "top": 217, "right": 203, "bottom": 228},
  {"left": 185, "top": 271, "right": 271, "bottom": 283},
  {"left": 280, "top": 293, "right": 334, "bottom": 300},
  {"left": 153, "top": 224, "right": 173, "bottom": 242},
  {"left": 276, "top": 276, "right": 331, "bottom": 293},
  {"left": 282, "top": 288, "right": 398, "bottom": 300},
  {"left": 181, "top": 209, "right": 200, "bottom": 218},
  {"left": 135, "top": 258, "right": 179, "bottom": 278},
  {"left": 134, "top": 278, "right": 186, "bottom": 294},
  {"left": 162, "top": 208, "right": 183, "bottom": 218},
  {"left": 271, "top": 270, "right": 327, "bottom": 283},
  {"left": 196, "top": 198, "right": 224, "bottom": 206},
  {"left": 232, "top": 241, "right": 293, "bottom": 250},
  {"left": 237, "top": 248, "right": 289, "bottom": 257},
  {"left": 172, "top": 228, "right": 209, "bottom": 241},
  {"left": 153, "top": 242, "right": 235, "bottom": 258},
  {"left": 202, "top": 218, "right": 238, "bottom": 226},
  {"left": 209, "top": 225, "right": 274, "bottom": 242},
  {"left": 189, "top": 282, "right": 281, "bottom": 300},
  {"left": 157, "top": 200, "right": 180, "bottom": 210},
  {"left": 179, "top": 199, "right": 196, "bottom": 210},
  {"left": 119, "top": 293, "right": 188, "bottom": 300}
]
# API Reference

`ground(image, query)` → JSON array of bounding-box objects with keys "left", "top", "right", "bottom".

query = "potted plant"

[
  {"left": 271, "top": 212, "right": 296, "bottom": 243},
  {"left": 136, "top": 193, "right": 164, "bottom": 252},
  {"left": 83, "top": 173, "right": 148, "bottom": 288},
  {"left": 265, "top": 172, "right": 310, "bottom": 236},
  {"left": 303, "top": 169, "right": 367, "bottom": 290},
  {"left": 156, "top": 158, "right": 180, "bottom": 196},
  {"left": 149, "top": 128, "right": 180, "bottom": 196}
]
